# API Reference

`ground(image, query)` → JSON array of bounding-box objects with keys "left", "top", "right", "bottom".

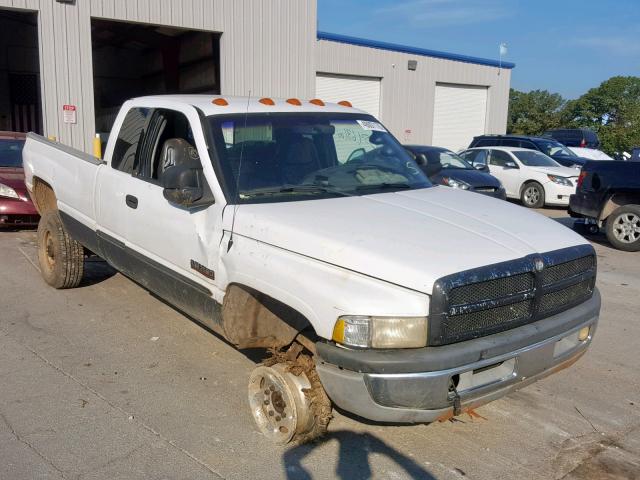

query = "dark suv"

[
  {"left": 543, "top": 128, "right": 600, "bottom": 149},
  {"left": 469, "top": 135, "right": 587, "bottom": 169}
]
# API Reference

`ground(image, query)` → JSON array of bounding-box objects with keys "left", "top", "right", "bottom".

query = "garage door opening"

[
  {"left": 91, "top": 19, "right": 220, "bottom": 136},
  {"left": 0, "top": 9, "right": 42, "bottom": 134},
  {"left": 432, "top": 83, "right": 488, "bottom": 151},
  {"left": 316, "top": 73, "right": 381, "bottom": 118}
]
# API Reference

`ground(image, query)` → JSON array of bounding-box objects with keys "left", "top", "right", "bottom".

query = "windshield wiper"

[
  {"left": 354, "top": 182, "right": 413, "bottom": 191},
  {"left": 240, "top": 184, "right": 351, "bottom": 199}
]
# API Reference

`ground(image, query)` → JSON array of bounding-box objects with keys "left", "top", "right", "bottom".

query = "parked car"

[
  {"left": 568, "top": 147, "right": 613, "bottom": 161},
  {"left": 469, "top": 134, "right": 588, "bottom": 169},
  {"left": 569, "top": 160, "right": 640, "bottom": 251},
  {"left": 23, "top": 96, "right": 600, "bottom": 444},
  {"left": 543, "top": 128, "right": 600, "bottom": 149},
  {"left": 0, "top": 131, "right": 39, "bottom": 228},
  {"left": 459, "top": 147, "right": 579, "bottom": 208},
  {"left": 404, "top": 145, "right": 505, "bottom": 199}
]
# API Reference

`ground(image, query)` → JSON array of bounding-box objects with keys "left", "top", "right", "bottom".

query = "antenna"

[{"left": 227, "top": 91, "right": 251, "bottom": 252}]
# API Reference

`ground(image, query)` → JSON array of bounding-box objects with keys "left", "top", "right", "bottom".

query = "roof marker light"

[
  {"left": 309, "top": 99, "right": 325, "bottom": 106},
  {"left": 338, "top": 100, "right": 353, "bottom": 107},
  {"left": 286, "top": 98, "right": 302, "bottom": 106},
  {"left": 259, "top": 97, "right": 275, "bottom": 106},
  {"left": 212, "top": 98, "right": 228, "bottom": 106}
]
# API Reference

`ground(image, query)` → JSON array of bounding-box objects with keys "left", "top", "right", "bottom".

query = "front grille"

[
  {"left": 449, "top": 272, "right": 534, "bottom": 306},
  {"left": 428, "top": 245, "right": 596, "bottom": 346},
  {"left": 540, "top": 279, "right": 594, "bottom": 314},
  {"left": 441, "top": 300, "right": 533, "bottom": 342}
]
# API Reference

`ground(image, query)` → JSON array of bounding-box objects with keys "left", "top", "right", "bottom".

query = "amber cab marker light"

[
  {"left": 259, "top": 97, "right": 275, "bottom": 106},
  {"left": 309, "top": 99, "right": 325, "bottom": 106},
  {"left": 212, "top": 98, "right": 228, "bottom": 106},
  {"left": 338, "top": 100, "right": 353, "bottom": 107},
  {"left": 286, "top": 98, "right": 302, "bottom": 106}
]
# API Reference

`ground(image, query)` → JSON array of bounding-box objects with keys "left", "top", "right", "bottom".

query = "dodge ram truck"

[{"left": 23, "top": 95, "right": 601, "bottom": 444}]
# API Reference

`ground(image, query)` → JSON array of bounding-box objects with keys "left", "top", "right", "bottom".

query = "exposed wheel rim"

[
  {"left": 43, "top": 229, "right": 56, "bottom": 269},
  {"left": 248, "top": 364, "right": 312, "bottom": 444},
  {"left": 523, "top": 186, "right": 541, "bottom": 206},
  {"left": 612, "top": 213, "right": 640, "bottom": 244}
]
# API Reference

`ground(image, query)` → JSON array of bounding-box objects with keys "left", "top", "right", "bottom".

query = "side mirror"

[
  {"left": 415, "top": 153, "right": 428, "bottom": 166},
  {"left": 424, "top": 161, "right": 442, "bottom": 177},
  {"left": 160, "top": 139, "right": 213, "bottom": 208},
  {"left": 504, "top": 161, "right": 518, "bottom": 169},
  {"left": 474, "top": 163, "right": 487, "bottom": 171}
]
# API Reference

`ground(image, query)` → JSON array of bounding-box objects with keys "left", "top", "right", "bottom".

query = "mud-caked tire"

[
  {"left": 248, "top": 352, "right": 332, "bottom": 445},
  {"left": 37, "top": 210, "right": 84, "bottom": 289}
]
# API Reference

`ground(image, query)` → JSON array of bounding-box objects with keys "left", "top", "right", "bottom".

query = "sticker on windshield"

[{"left": 356, "top": 120, "right": 387, "bottom": 132}]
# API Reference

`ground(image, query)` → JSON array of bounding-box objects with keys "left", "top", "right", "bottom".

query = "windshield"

[
  {"left": 535, "top": 139, "right": 576, "bottom": 157},
  {"left": 513, "top": 150, "right": 561, "bottom": 167},
  {"left": 0, "top": 140, "right": 25, "bottom": 167},
  {"left": 428, "top": 150, "right": 473, "bottom": 170},
  {"left": 208, "top": 113, "right": 431, "bottom": 203}
]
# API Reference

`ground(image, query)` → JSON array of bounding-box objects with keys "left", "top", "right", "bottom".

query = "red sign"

[{"left": 63, "top": 104, "right": 77, "bottom": 124}]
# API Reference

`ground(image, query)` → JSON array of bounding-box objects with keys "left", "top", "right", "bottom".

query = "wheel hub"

[
  {"left": 44, "top": 231, "right": 55, "bottom": 268},
  {"left": 613, "top": 213, "right": 640, "bottom": 243},
  {"left": 248, "top": 363, "right": 313, "bottom": 444}
]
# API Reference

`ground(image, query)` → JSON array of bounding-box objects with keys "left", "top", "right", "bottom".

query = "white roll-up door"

[
  {"left": 432, "top": 83, "right": 488, "bottom": 151},
  {"left": 316, "top": 73, "right": 381, "bottom": 118}
]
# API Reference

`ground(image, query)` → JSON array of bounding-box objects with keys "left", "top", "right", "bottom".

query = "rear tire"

[
  {"left": 521, "top": 181, "right": 545, "bottom": 208},
  {"left": 37, "top": 210, "right": 84, "bottom": 288},
  {"left": 605, "top": 205, "right": 640, "bottom": 251}
]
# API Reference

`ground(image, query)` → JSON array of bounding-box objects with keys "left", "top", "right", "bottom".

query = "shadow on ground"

[{"left": 283, "top": 430, "right": 436, "bottom": 479}]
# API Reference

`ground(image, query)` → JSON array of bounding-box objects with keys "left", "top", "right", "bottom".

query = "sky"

[{"left": 317, "top": 0, "right": 640, "bottom": 99}]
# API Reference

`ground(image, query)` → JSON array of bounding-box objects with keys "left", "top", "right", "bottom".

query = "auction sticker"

[{"left": 357, "top": 120, "right": 386, "bottom": 132}]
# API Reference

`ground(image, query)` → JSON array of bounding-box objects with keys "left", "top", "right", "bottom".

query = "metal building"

[{"left": 0, "top": 0, "right": 513, "bottom": 154}]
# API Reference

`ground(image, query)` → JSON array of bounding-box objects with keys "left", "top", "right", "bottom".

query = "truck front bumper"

[{"left": 315, "top": 290, "right": 600, "bottom": 423}]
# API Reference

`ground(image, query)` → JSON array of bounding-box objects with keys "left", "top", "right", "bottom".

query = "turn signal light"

[
  {"left": 259, "top": 97, "right": 275, "bottom": 106},
  {"left": 286, "top": 98, "right": 302, "bottom": 106},
  {"left": 338, "top": 100, "right": 353, "bottom": 107},
  {"left": 212, "top": 98, "right": 228, "bottom": 106},
  {"left": 309, "top": 99, "right": 325, "bottom": 106}
]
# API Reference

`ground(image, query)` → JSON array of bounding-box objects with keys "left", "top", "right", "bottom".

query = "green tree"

[
  {"left": 507, "top": 89, "right": 566, "bottom": 135},
  {"left": 564, "top": 76, "right": 640, "bottom": 153}
]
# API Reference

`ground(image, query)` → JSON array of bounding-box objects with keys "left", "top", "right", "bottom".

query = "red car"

[{"left": 0, "top": 131, "right": 39, "bottom": 228}]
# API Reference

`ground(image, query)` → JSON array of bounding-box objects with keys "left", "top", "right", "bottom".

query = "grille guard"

[{"left": 428, "top": 244, "right": 597, "bottom": 346}]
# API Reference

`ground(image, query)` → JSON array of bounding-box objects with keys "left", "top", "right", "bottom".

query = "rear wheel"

[
  {"left": 248, "top": 351, "right": 331, "bottom": 444},
  {"left": 37, "top": 210, "right": 84, "bottom": 288},
  {"left": 605, "top": 205, "right": 640, "bottom": 251},
  {"left": 521, "top": 181, "right": 545, "bottom": 208}
]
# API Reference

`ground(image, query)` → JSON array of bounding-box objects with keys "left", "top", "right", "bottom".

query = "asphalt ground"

[{"left": 0, "top": 208, "right": 638, "bottom": 480}]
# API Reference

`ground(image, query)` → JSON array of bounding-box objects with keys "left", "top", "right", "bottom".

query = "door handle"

[{"left": 125, "top": 194, "right": 138, "bottom": 209}]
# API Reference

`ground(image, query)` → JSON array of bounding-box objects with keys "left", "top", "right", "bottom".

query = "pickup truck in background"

[
  {"left": 24, "top": 95, "right": 601, "bottom": 444},
  {"left": 570, "top": 160, "right": 640, "bottom": 251}
]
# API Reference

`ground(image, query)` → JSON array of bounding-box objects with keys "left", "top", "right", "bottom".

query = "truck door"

[{"left": 102, "top": 105, "right": 225, "bottom": 329}]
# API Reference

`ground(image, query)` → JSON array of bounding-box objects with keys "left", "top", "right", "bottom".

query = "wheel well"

[
  {"left": 31, "top": 177, "right": 57, "bottom": 214},
  {"left": 221, "top": 283, "right": 315, "bottom": 350},
  {"left": 600, "top": 194, "right": 640, "bottom": 221}
]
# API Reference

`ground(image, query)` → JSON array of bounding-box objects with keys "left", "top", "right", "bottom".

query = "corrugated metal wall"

[
  {"left": 316, "top": 39, "right": 511, "bottom": 145},
  {"left": 0, "top": 0, "right": 316, "bottom": 152}
]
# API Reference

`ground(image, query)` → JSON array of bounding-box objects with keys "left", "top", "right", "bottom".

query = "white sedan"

[{"left": 459, "top": 147, "right": 579, "bottom": 208}]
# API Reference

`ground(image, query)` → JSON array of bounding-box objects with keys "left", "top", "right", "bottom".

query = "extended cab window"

[
  {"left": 207, "top": 113, "right": 431, "bottom": 203},
  {"left": 111, "top": 107, "right": 151, "bottom": 174}
]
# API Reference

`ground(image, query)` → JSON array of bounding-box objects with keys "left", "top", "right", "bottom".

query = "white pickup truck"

[{"left": 23, "top": 95, "right": 600, "bottom": 444}]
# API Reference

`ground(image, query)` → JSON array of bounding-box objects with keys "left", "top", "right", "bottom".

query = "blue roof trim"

[{"left": 317, "top": 31, "right": 515, "bottom": 70}]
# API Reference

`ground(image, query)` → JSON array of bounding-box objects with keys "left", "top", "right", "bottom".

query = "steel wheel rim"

[
  {"left": 613, "top": 213, "right": 640, "bottom": 243},
  {"left": 524, "top": 186, "right": 540, "bottom": 205},
  {"left": 44, "top": 230, "right": 56, "bottom": 269},
  {"left": 248, "top": 366, "right": 298, "bottom": 444}
]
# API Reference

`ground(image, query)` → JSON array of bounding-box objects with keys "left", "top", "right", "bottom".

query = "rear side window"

[
  {"left": 111, "top": 107, "right": 152, "bottom": 173},
  {"left": 474, "top": 139, "right": 496, "bottom": 147},
  {"left": 502, "top": 139, "right": 521, "bottom": 147}
]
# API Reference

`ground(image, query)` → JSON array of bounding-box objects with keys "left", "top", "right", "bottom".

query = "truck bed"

[{"left": 23, "top": 133, "right": 104, "bottom": 231}]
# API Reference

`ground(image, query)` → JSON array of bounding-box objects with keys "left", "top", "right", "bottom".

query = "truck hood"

[{"left": 232, "top": 186, "right": 588, "bottom": 293}]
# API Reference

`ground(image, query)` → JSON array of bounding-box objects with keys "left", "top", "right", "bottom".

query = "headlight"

[
  {"left": 547, "top": 174, "right": 573, "bottom": 187},
  {"left": 441, "top": 177, "right": 470, "bottom": 190},
  {"left": 332, "top": 315, "right": 428, "bottom": 348},
  {"left": 0, "top": 183, "right": 19, "bottom": 199}
]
